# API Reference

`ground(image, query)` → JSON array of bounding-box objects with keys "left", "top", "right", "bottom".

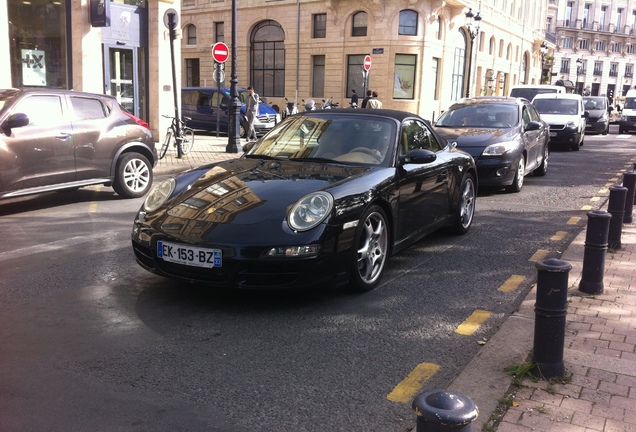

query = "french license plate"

[
  {"left": 549, "top": 132, "right": 557, "bottom": 137},
  {"left": 157, "top": 241, "right": 222, "bottom": 268}
]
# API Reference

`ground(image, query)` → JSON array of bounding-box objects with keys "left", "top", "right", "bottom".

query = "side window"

[
  {"left": 13, "top": 95, "right": 65, "bottom": 126},
  {"left": 401, "top": 119, "right": 442, "bottom": 153},
  {"left": 70, "top": 96, "right": 107, "bottom": 120},
  {"left": 527, "top": 105, "right": 541, "bottom": 122},
  {"left": 197, "top": 91, "right": 211, "bottom": 107}
]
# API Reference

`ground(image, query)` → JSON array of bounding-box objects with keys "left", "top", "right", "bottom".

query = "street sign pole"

[
  {"left": 226, "top": 0, "right": 242, "bottom": 154},
  {"left": 212, "top": 43, "right": 229, "bottom": 138},
  {"left": 363, "top": 55, "right": 371, "bottom": 102},
  {"left": 166, "top": 11, "right": 182, "bottom": 158}
]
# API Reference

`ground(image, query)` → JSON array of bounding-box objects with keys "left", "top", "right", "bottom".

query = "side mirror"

[
  {"left": 525, "top": 120, "right": 541, "bottom": 132},
  {"left": 1, "top": 113, "right": 29, "bottom": 136},
  {"left": 399, "top": 148, "right": 437, "bottom": 165},
  {"left": 583, "top": 111, "right": 589, "bottom": 118}
]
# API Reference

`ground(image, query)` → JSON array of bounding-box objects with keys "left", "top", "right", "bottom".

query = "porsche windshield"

[{"left": 246, "top": 114, "right": 397, "bottom": 166}]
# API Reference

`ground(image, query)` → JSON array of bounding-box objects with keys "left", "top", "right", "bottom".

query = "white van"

[
  {"left": 532, "top": 93, "right": 586, "bottom": 151},
  {"left": 618, "top": 89, "right": 636, "bottom": 133},
  {"left": 509, "top": 84, "right": 565, "bottom": 102}
]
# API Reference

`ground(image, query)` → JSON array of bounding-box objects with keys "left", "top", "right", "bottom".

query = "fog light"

[
  {"left": 496, "top": 167, "right": 510, "bottom": 177},
  {"left": 265, "top": 244, "right": 321, "bottom": 257}
]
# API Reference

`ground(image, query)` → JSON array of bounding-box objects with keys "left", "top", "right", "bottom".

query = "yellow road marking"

[
  {"left": 567, "top": 216, "right": 581, "bottom": 225},
  {"left": 455, "top": 310, "right": 492, "bottom": 335},
  {"left": 580, "top": 205, "right": 592, "bottom": 211},
  {"left": 590, "top": 196, "right": 600, "bottom": 202},
  {"left": 529, "top": 249, "right": 549, "bottom": 262},
  {"left": 551, "top": 231, "right": 567, "bottom": 241},
  {"left": 498, "top": 275, "right": 526, "bottom": 292},
  {"left": 387, "top": 363, "right": 440, "bottom": 403},
  {"left": 605, "top": 183, "right": 614, "bottom": 187},
  {"left": 610, "top": 177, "right": 618, "bottom": 182},
  {"left": 597, "top": 189, "right": 608, "bottom": 194}
]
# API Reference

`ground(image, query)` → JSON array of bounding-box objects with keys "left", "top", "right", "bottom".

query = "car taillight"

[{"left": 123, "top": 110, "right": 150, "bottom": 129}]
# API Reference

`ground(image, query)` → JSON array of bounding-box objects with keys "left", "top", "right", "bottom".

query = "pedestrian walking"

[
  {"left": 350, "top": 89, "right": 359, "bottom": 107},
  {"left": 367, "top": 91, "right": 382, "bottom": 109},
  {"left": 246, "top": 86, "right": 259, "bottom": 141},
  {"left": 361, "top": 90, "right": 372, "bottom": 108}
]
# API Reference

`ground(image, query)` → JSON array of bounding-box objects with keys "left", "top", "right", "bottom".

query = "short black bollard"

[
  {"left": 608, "top": 185, "right": 628, "bottom": 250},
  {"left": 532, "top": 259, "right": 571, "bottom": 379},
  {"left": 412, "top": 390, "right": 478, "bottom": 432},
  {"left": 623, "top": 172, "right": 636, "bottom": 223},
  {"left": 579, "top": 210, "right": 612, "bottom": 294}
]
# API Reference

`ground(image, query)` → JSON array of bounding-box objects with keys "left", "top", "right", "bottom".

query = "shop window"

[
  {"left": 393, "top": 54, "right": 416, "bottom": 99},
  {"left": 250, "top": 20, "right": 285, "bottom": 97}
]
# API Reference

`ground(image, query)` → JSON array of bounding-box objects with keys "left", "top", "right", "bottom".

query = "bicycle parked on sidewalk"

[{"left": 159, "top": 115, "right": 195, "bottom": 159}]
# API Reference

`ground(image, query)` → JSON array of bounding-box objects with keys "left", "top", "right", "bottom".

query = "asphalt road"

[{"left": 0, "top": 129, "right": 633, "bottom": 431}]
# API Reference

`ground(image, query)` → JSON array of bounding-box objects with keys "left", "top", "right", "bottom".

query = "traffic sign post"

[
  {"left": 164, "top": 8, "right": 183, "bottom": 158},
  {"left": 363, "top": 55, "right": 371, "bottom": 100},
  {"left": 212, "top": 42, "right": 229, "bottom": 137}
]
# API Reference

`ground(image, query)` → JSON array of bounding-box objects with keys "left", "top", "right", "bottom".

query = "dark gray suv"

[{"left": 0, "top": 88, "right": 157, "bottom": 199}]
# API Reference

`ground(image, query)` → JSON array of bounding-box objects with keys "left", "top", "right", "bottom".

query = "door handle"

[{"left": 55, "top": 132, "right": 71, "bottom": 140}]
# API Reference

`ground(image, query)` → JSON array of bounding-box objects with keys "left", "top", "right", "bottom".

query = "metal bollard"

[
  {"left": 607, "top": 185, "right": 628, "bottom": 250},
  {"left": 532, "top": 259, "right": 571, "bottom": 379},
  {"left": 623, "top": 172, "right": 636, "bottom": 223},
  {"left": 412, "top": 390, "right": 478, "bottom": 432},
  {"left": 579, "top": 210, "right": 612, "bottom": 294}
]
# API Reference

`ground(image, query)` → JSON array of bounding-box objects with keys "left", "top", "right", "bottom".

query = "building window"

[
  {"left": 489, "top": 37, "right": 495, "bottom": 55},
  {"left": 398, "top": 10, "right": 418, "bottom": 36},
  {"left": 628, "top": 44, "right": 636, "bottom": 54},
  {"left": 583, "top": 4, "right": 591, "bottom": 29},
  {"left": 626, "top": 63, "right": 634, "bottom": 77},
  {"left": 560, "top": 58, "right": 570, "bottom": 73},
  {"left": 546, "top": 16, "right": 553, "bottom": 33},
  {"left": 599, "top": 6, "right": 607, "bottom": 31},
  {"left": 352, "top": 11, "right": 368, "bottom": 37},
  {"left": 393, "top": 54, "right": 416, "bottom": 99},
  {"left": 579, "top": 39, "right": 589, "bottom": 50},
  {"left": 186, "top": 24, "right": 197, "bottom": 45},
  {"left": 562, "top": 37, "right": 573, "bottom": 48},
  {"left": 8, "top": 0, "right": 69, "bottom": 88},
  {"left": 186, "top": 59, "right": 200, "bottom": 86},
  {"left": 611, "top": 42, "right": 621, "bottom": 53},
  {"left": 313, "top": 14, "right": 326, "bottom": 38},
  {"left": 346, "top": 55, "right": 367, "bottom": 101},
  {"left": 610, "top": 62, "right": 619, "bottom": 77},
  {"left": 215, "top": 22, "right": 224, "bottom": 43},
  {"left": 312, "top": 55, "right": 325, "bottom": 97},
  {"left": 593, "top": 61, "right": 603, "bottom": 75},
  {"left": 617, "top": 8, "right": 624, "bottom": 33},
  {"left": 436, "top": 16, "right": 442, "bottom": 40},
  {"left": 250, "top": 20, "right": 285, "bottom": 97},
  {"left": 565, "top": 1, "right": 573, "bottom": 27},
  {"left": 595, "top": 40, "right": 606, "bottom": 51}
]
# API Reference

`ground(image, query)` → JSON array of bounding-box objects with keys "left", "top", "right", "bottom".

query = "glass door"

[{"left": 104, "top": 46, "right": 138, "bottom": 116}]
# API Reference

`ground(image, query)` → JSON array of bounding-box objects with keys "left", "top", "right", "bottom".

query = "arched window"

[
  {"left": 521, "top": 52, "right": 528, "bottom": 84},
  {"left": 250, "top": 20, "right": 285, "bottom": 97},
  {"left": 506, "top": 43, "right": 512, "bottom": 60},
  {"left": 489, "top": 37, "right": 495, "bottom": 55},
  {"left": 399, "top": 9, "right": 418, "bottom": 35},
  {"left": 352, "top": 11, "right": 368, "bottom": 36},
  {"left": 451, "top": 29, "right": 467, "bottom": 101},
  {"left": 436, "top": 16, "right": 442, "bottom": 40},
  {"left": 186, "top": 24, "right": 197, "bottom": 45}
]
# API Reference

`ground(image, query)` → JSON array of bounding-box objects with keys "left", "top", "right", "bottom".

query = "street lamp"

[
  {"left": 540, "top": 42, "right": 548, "bottom": 83},
  {"left": 576, "top": 58, "right": 584, "bottom": 95},
  {"left": 226, "top": 0, "right": 242, "bottom": 153},
  {"left": 465, "top": 8, "right": 482, "bottom": 97}
]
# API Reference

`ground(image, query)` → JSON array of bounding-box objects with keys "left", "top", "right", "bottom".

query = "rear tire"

[
  {"left": 534, "top": 144, "right": 549, "bottom": 176},
  {"left": 113, "top": 152, "right": 153, "bottom": 198},
  {"left": 348, "top": 205, "right": 389, "bottom": 292},
  {"left": 453, "top": 173, "right": 476, "bottom": 235},
  {"left": 159, "top": 130, "right": 172, "bottom": 159}
]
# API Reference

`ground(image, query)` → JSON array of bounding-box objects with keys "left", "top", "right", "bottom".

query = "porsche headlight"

[
  {"left": 482, "top": 141, "right": 518, "bottom": 156},
  {"left": 144, "top": 178, "right": 175, "bottom": 212},
  {"left": 288, "top": 191, "right": 333, "bottom": 231}
]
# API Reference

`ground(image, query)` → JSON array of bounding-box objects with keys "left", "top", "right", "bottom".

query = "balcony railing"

[{"left": 557, "top": 20, "right": 634, "bottom": 35}]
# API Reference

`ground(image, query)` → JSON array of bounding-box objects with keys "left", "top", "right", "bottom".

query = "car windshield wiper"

[
  {"left": 288, "top": 157, "right": 336, "bottom": 163},
  {"left": 245, "top": 154, "right": 281, "bottom": 160}
]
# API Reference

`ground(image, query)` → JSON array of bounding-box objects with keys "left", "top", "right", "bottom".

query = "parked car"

[
  {"left": 618, "top": 89, "right": 636, "bottom": 134},
  {"left": 433, "top": 96, "right": 549, "bottom": 193},
  {"left": 532, "top": 93, "right": 586, "bottom": 151},
  {"left": 508, "top": 84, "right": 565, "bottom": 102},
  {"left": 582, "top": 96, "right": 610, "bottom": 135},
  {"left": 182, "top": 87, "right": 280, "bottom": 137},
  {"left": 0, "top": 88, "right": 157, "bottom": 200},
  {"left": 132, "top": 109, "right": 477, "bottom": 292}
]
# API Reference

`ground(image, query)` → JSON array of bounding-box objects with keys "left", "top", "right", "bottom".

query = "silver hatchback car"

[{"left": 0, "top": 88, "right": 157, "bottom": 200}]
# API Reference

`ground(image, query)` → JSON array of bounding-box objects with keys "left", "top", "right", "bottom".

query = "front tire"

[
  {"left": 505, "top": 155, "right": 525, "bottom": 193},
  {"left": 453, "top": 174, "right": 476, "bottom": 235},
  {"left": 180, "top": 129, "right": 195, "bottom": 155},
  {"left": 159, "top": 130, "right": 172, "bottom": 160},
  {"left": 348, "top": 205, "right": 389, "bottom": 292},
  {"left": 112, "top": 152, "right": 153, "bottom": 198}
]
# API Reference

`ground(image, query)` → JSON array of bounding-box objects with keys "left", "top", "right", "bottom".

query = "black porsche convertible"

[{"left": 131, "top": 109, "right": 477, "bottom": 292}]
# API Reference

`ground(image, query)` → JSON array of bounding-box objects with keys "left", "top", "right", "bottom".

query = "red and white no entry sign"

[
  {"left": 212, "top": 42, "right": 229, "bottom": 63},
  {"left": 363, "top": 55, "right": 372, "bottom": 71}
]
